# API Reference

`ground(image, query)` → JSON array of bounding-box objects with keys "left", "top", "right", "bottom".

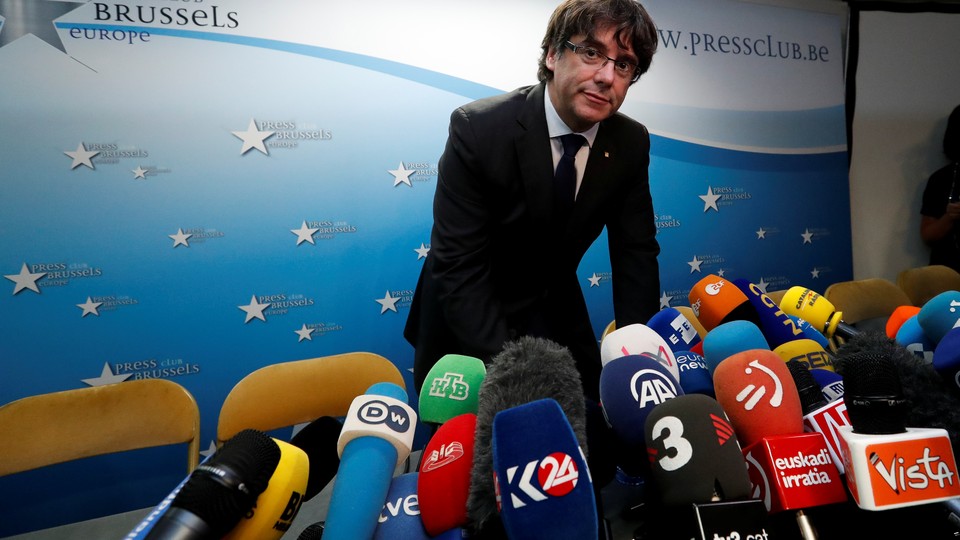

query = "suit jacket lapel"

[{"left": 516, "top": 83, "right": 556, "bottom": 225}]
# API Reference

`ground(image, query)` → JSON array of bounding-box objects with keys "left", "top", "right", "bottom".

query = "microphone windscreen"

[
  {"left": 468, "top": 336, "right": 588, "bottom": 532},
  {"left": 600, "top": 354, "right": 683, "bottom": 448},
  {"left": 296, "top": 522, "right": 324, "bottom": 540},
  {"left": 675, "top": 351, "right": 714, "bottom": 397},
  {"left": 886, "top": 305, "right": 921, "bottom": 338},
  {"left": 599, "top": 323, "right": 679, "bottom": 382},
  {"left": 713, "top": 349, "right": 803, "bottom": 447},
  {"left": 688, "top": 274, "right": 754, "bottom": 331},
  {"left": 772, "top": 338, "right": 835, "bottom": 371},
  {"left": 894, "top": 314, "right": 936, "bottom": 364},
  {"left": 838, "top": 351, "right": 908, "bottom": 434},
  {"left": 419, "top": 354, "right": 486, "bottom": 424},
  {"left": 646, "top": 307, "right": 702, "bottom": 354},
  {"left": 290, "top": 416, "right": 342, "bottom": 502},
  {"left": 644, "top": 394, "right": 752, "bottom": 505},
  {"left": 778, "top": 287, "right": 843, "bottom": 339},
  {"left": 786, "top": 315, "right": 832, "bottom": 350},
  {"left": 917, "top": 290, "right": 960, "bottom": 344},
  {"left": 491, "top": 399, "right": 597, "bottom": 540},
  {"left": 733, "top": 279, "right": 806, "bottom": 348},
  {"left": 934, "top": 327, "right": 960, "bottom": 395},
  {"left": 785, "top": 359, "right": 827, "bottom": 415},
  {"left": 702, "top": 320, "right": 769, "bottom": 372},
  {"left": 372, "top": 473, "right": 430, "bottom": 540},
  {"left": 810, "top": 368, "right": 843, "bottom": 401},
  {"left": 418, "top": 413, "right": 476, "bottom": 536}
]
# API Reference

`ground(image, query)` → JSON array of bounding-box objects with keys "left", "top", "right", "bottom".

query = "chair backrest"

[
  {"left": 0, "top": 379, "right": 200, "bottom": 477},
  {"left": 765, "top": 289, "right": 788, "bottom": 306},
  {"left": 600, "top": 320, "right": 616, "bottom": 341},
  {"left": 216, "top": 352, "right": 405, "bottom": 445},
  {"left": 896, "top": 264, "right": 960, "bottom": 307},
  {"left": 823, "top": 277, "right": 912, "bottom": 324}
]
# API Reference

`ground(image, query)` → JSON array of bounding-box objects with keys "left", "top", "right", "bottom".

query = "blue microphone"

[
  {"left": 323, "top": 382, "right": 417, "bottom": 540},
  {"left": 675, "top": 350, "right": 714, "bottom": 397},
  {"left": 918, "top": 290, "right": 960, "bottom": 344},
  {"left": 733, "top": 279, "right": 806, "bottom": 349},
  {"left": 492, "top": 398, "right": 597, "bottom": 540},
  {"left": 373, "top": 472, "right": 430, "bottom": 540},
  {"left": 647, "top": 307, "right": 702, "bottom": 354},
  {"left": 810, "top": 368, "right": 844, "bottom": 402},
  {"left": 895, "top": 314, "right": 936, "bottom": 364},
  {"left": 701, "top": 320, "right": 769, "bottom": 372},
  {"left": 787, "top": 315, "right": 831, "bottom": 350}
]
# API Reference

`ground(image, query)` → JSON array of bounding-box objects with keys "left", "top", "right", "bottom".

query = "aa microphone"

[
  {"left": 599, "top": 323, "right": 679, "bottom": 382},
  {"left": 675, "top": 350, "right": 714, "bottom": 397},
  {"left": 918, "top": 290, "right": 960, "bottom": 345},
  {"left": 135, "top": 429, "right": 280, "bottom": 540},
  {"left": 887, "top": 305, "right": 921, "bottom": 339},
  {"left": 688, "top": 274, "right": 760, "bottom": 332},
  {"left": 773, "top": 338, "right": 835, "bottom": 371},
  {"left": 934, "top": 327, "right": 960, "bottom": 396},
  {"left": 788, "top": 360, "right": 851, "bottom": 475},
  {"left": 289, "top": 416, "right": 342, "bottom": 502},
  {"left": 468, "top": 336, "right": 588, "bottom": 534},
  {"left": 733, "top": 278, "right": 807, "bottom": 349},
  {"left": 418, "top": 353, "right": 486, "bottom": 425},
  {"left": 778, "top": 286, "right": 859, "bottom": 340},
  {"left": 701, "top": 320, "right": 769, "bottom": 373},
  {"left": 323, "top": 382, "right": 417, "bottom": 540},
  {"left": 491, "top": 398, "right": 597, "bottom": 540},
  {"left": 895, "top": 314, "right": 936, "bottom": 364},
  {"left": 646, "top": 307, "right": 702, "bottom": 354},
  {"left": 835, "top": 352, "right": 960, "bottom": 511},
  {"left": 373, "top": 472, "right": 430, "bottom": 540},
  {"left": 417, "top": 413, "right": 476, "bottom": 536}
]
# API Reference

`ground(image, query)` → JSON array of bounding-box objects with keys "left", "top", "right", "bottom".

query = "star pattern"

[
  {"left": 238, "top": 295, "right": 270, "bottom": 323},
  {"left": 232, "top": 119, "right": 275, "bottom": 155},
  {"left": 376, "top": 290, "right": 400, "bottom": 313},
  {"left": 802, "top": 229, "right": 814, "bottom": 244},
  {"left": 755, "top": 277, "right": 770, "bottom": 294},
  {"left": 688, "top": 256, "right": 703, "bottom": 273},
  {"left": 756, "top": 227, "right": 766, "bottom": 239},
  {"left": 169, "top": 228, "right": 192, "bottom": 248},
  {"left": 64, "top": 143, "right": 99, "bottom": 169},
  {"left": 5, "top": 263, "right": 45, "bottom": 295},
  {"left": 811, "top": 268, "right": 821, "bottom": 279},
  {"left": 660, "top": 292, "right": 673, "bottom": 309},
  {"left": 588, "top": 273, "right": 601, "bottom": 287},
  {"left": 414, "top": 243, "right": 430, "bottom": 260},
  {"left": 389, "top": 162, "right": 416, "bottom": 187},
  {"left": 699, "top": 186, "right": 721, "bottom": 212},
  {"left": 132, "top": 165, "right": 148, "bottom": 179},
  {"left": 295, "top": 324, "right": 314, "bottom": 342},
  {"left": 291, "top": 221, "right": 319, "bottom": 246},
  {"left": 77, "top": 297, "right": 103, "bottom": 317},
  {"left": 81, "top": 363, "right": 132, "bottom": 387}
]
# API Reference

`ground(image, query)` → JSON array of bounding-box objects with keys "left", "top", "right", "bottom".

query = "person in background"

[{"left": 921, "top": 104, "right": 960, "bottom": 271}]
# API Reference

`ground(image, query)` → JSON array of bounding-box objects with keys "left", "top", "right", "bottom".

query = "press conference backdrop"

[{"left": 0, "top": 0, "right": 850, "bottom": 534}]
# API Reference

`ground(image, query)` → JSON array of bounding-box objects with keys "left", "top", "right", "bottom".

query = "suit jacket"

[{"left": 404, "top": 82, "right": 660, "bottom": 401}]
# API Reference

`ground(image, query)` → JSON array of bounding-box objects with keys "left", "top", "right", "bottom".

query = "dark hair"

[
  {"left": 537, "top": 0, "right": 658, "bottom": 85},
  {"left": 945, "top": 104, "right": 960, "bottom": 162}
]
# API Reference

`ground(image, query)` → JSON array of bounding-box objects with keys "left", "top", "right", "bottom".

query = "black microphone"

[{"left": 289, "top": 416, "right": 343, "bottom": 502}]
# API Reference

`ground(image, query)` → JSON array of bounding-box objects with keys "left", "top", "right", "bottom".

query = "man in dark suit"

[{"left": 405, "top": 0, "right": 661, "bottom": 403}]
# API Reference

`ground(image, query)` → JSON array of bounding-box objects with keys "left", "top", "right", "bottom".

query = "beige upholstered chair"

[
  {"left": 823, "top": 277, "right": 912, "bottom": 327},
  {"left": 896, "top": 264, "right": 960, "bottom": 307}
]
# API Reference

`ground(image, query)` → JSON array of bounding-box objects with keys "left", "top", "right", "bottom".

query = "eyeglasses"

[{"left": 563, "top": 41, "right": 640, "bottom": 82}]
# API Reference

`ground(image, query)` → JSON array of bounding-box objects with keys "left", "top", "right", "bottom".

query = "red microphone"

[
  {"left": 787, "top": 359, "right": 852, "bottom": 475},
  {"left": 417, "top": 413, "right": 476, "bottom": 536}
]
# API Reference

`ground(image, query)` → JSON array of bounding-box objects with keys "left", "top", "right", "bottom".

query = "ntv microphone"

[
  {"left": 835, "top": 351, "right": 960, "bottom": 511},
  {"left": 778, "top": 286, "right": 859, "bottom": 341},
  {"left": 418, "top": 353, "right": 486, "bottom": 425},
  {"left": 323, "top": 382, "right": 416, "bottom": 540}
]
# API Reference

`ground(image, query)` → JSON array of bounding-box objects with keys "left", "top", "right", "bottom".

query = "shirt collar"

[{"left": 544, "top": 83, "right": 599, "bottom": 147}]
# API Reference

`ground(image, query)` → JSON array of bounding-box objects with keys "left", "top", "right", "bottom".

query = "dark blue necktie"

[{"left": 554, "top": 133, "right": 585, "bottom": 217}]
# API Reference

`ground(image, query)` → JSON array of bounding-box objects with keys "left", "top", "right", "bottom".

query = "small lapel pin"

[{"left": 604, "top": 152, "right": 610, "bottom": 158}]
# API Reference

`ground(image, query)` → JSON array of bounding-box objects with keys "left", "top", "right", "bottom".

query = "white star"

[
  {"left": 238, "top": 295, "right": 271, "bottom": 323},
  {"left": 717, "top": 268, "right": 726, "bottom": 277},
  {"left": 811, "top": 268, "right": 821, "bottom": 279},
  {"left": 756, "top": 278, "right": 770, "bottom": 294},
  {"left": 295, "top": 324, "right": 314, "bottom": 342},
  {"left": 659, "top": 291, "right": 673, "bottom": 309},
  {"left": 389, "top": 162, "right": 416, "bottom": 187},
  {"left": 169, "top": 228, "right": 192, "bottom": 248},
  {"left": 414, "top": 243, "right": 430, "bottom": 260},
  {"left": 77, "top": 297, "right": 103, "bottom": 317},
  {"left": 688, "top": 256, "right": 703, "bottom": 273},
  {"left": 291, "top": 221, "right": 319, "bottom": 246},
  {"left": 801, "top": 229, "right": 814, "bottom": 244},
  {"left": 232, "top": 119, "right": 275, "bottom": 155},
  {"left": 132, "top": 165, "right": 148, "bottom": 179},
  {"left": 64, "top": 143, "right": 99, "bottom": 170},
  {"left": 200, "top": 441, "right": 218, "bottom": 459},
  {"left": 5, "top": 263, "right": 46, "bottom": 295},
  {"left": 756, "top": 227, "right": 766, "bottom": 239},
  {"left": 81, "top": 362, "right": 132, "bottom": 387},
  {"left": 588, "top": 273, "right": 601, "bottom": 287},
  {"left": 699, "top": 186, "right": 721, "bottom": 212},
  {"left": 376, "top": 290, "right": 400, "bottom": 313}
]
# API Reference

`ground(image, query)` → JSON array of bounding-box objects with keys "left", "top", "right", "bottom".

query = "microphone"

[
  {"left": 733, "top": 278, "right": 807, "bottom": 349},
  {"left": 895, "top": 314, "right": 936, "bottom": 364},
  {"left": 810, "top": 368, "right": 843, "bottom": 402},
  {"left": 323, "top": 382, "right": 417, "bottom": 540},
  {"left": 887, "top": 305, "right": 921, "bottom": 339},
  {"left": 773, "top": 338, "right": 835, "bottom": 371},
  {"left": 787, "top": 360, "right": 852, "bottom": 475},
  {"left": 688, "top": 274, "right": 760, "bottom": 332},
  {"left": 134, "top": 429, "right": 280, "bottom": 540},
  {"left": 675, "top": 350, "right": 714, "bottom": 397},
  {"left": 835, "top": 352, "right": 960, "bottom": 510},
  {"left": 701, "top": 320, "right": 769, "bottom": 373},
  {"left": 917, "top": 290, "right": 960, "bottom": 345},
  {"left": 418, "top": 353, "right": 486, "bottom": 425},
  {"left": 646, "top": 307, "right": 702, "bottom": 354},
  {"left": 599, "top": 323, "right": 679, "bottom": 382},
  {"left": 373, "top": 472, "right": 430, "bottom": 540},
  {"left": 934, "top": 328, "right": 960, "bottom": 396},
  {"left": 468, "top": 336, "right": 589, "bottom": 534},
  {"left": 296, "top": 522, "right": 323, "bottom": 540},
  {"left": 778, "top": 286, "right": 859, "bottom": 340},
  {"left": 787, "top": 315, "right": 833, "bottom": 351},
  {"left": 289, "top": 416, "right": 342, "bottom": 502},
  {"left": 491, "top": 398, "right": 597, "bottom": 540},
  {"left": 417, "top": 413, "right": 476, "bottom": 536}
]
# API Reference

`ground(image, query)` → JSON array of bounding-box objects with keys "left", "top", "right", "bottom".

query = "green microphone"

[{"left": 418, "top": 354, "right": 486, "bottom": 424}]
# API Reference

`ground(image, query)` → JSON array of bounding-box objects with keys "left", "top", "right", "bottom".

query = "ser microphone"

[
  {"left": 773, "top": 338, "right": 835, "bottom": 371},
  {"left": 417, "top": 413, "right": 476, "bottom": 536},
  {"left": 418, "top": 354, "right": 486, "bottom": 425}
]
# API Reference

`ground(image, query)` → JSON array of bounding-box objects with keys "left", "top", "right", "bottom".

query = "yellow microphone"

[
  {"left": 773, "top": 338, "right": 835, "bottom": 372},
  {"left": 778, "top": 287, "right": 858, "bottom": 340}
]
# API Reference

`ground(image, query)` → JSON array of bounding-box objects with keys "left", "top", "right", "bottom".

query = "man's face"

[{"left": 545, "top": 23, "right": 636, "bottom": 132}]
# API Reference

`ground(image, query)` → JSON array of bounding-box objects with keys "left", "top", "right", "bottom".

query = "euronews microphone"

[
  {"left": 917, "top": 290, "right": 960, "bottom": 345},
  {"left": 599, "top": 322, "right": 679, "bottom": 382},
  {"left": 646, "top": 307, "right": 702, "bottom": 354},
  {"left": 323, "top": 382, "right": 416, "bottom": 540},
  {"left": 418, "top": 353, "right": 485, "bottom": 425},
  {"left": 778, "top": 286, "right": 859, "bottom": 341},
  {"left": 687, "top": 274, "right": 760, "bottom": 332},
  {"left": 417, "top": 413, "right": 476, "bottom": 536},
  {"left": 373, "top": 472, "right": 430, "bottom": 540},
  {"left": 787, "top": 360, "right": 851, "bottom": 475},
  {"left": 491, "top": 398, "right": 597, "bottom": 540},
  {"left": 133, "top": 429, "right": 280, "bottom": 540},
  {"left": 675, "top": 350, "right": 714, "bottom": 397},
  {"left": 701, "top": 320, "right": 769, "bottom": 373}
]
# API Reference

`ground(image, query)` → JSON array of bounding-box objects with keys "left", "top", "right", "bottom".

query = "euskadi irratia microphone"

[
  {"left": 491, "top": 398, "right": 597, "bottom": 540},
  {"left": 323, "top": 382, "right": 416, "bottom": 540},
  {"left": 417, "top": 413, "right": 476, "bottom": 536},
  {"left": 132, "top": 429, "right": 280, "bottom": 540},
  {"left": 373, "top": 472, "right": 430, "bottom": 540},
  {"left": 646, "top": 307, "right": 702, "bottom": 355},
  {"left": 688, "top": 274, "right": 760, "bottom": 332},
  {"left": 418, "top": 353, "right": 486, "bottom": 425},
  {"left": 787, "top": 360, "right": 851, "bottom": 475},
  {"left": 835, "top": 351, "right": 960, "bottom": 511},
  {"left": 778, "top": 286, "right": 859, "bottom": 341},
  {"left": 700, "top": 320, "right": 769, "bottom": 373},
  {"left": 599, "top": 322, "right": 679, "bottom": 382}
]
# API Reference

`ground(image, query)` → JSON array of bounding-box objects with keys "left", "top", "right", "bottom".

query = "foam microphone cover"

[
  {"left": 688, "top": 274, "right": 757, "bottom": 331},
  {"left": 491, "top": 398, "right": 597, "bottom": 540},
  {"left": 786, "top": 315, "right": 832, "bottom": 350},
  {"left": 417, "top": 413, "right": 476, "bottom": 536},
  {"left": 701, "top": 320, "right": 769, "bottom": 372},
  {"left": 917, "top": 290, "right": 960, "bottom": 344},
  {"left": 778, "top": 286, "right": 858, "bottom": 339},
  {"left": 894, "top": 314, "right": 936, "bottom": 363},
  {"left": 599, "top": 323, "right": 679, "bottom": 382},
  {"left": 646, "top": 307, "right": 702, "bottom": 354},
  {"left": 839, "top": 351, "right": 908, "bottom": 434},
  {"left": 644, "top": 394, "right": 752, "bottom": 505},
  {"left": 419, "top": 354, "right": 486, "bottom": 424},
  {"left": 675, "top": 350, "right": 714, "bottom": 397},
  {"left": 373, "top": 473, "right": 430, "bottom": 540},
  {"left": 712, "top": 349, "right": 803, "bottom": 447},
  {"left": 773, "top": 338, "right": 835, "bottom": 371},
  {"left": 733, "top": 278, "right": 806, "bottom": 348},
  {"left": 887, "top": 305, "right": 921, "bottom": 338},
  {"left": 290, "top": 416, "right": 342, "bottom": 501},
  {"left": 810, "top": 368, "right": 843, "bottom": 401},
  {"left": 296, "top": 522, "right": 323, "bottom": 540},
  {"left": 468, "top": 336, "right": 588, "bottom": 533},
  {"left": 785, "top": 359, "right": 827, "bottom": 415},
  {"left": 934, "top": 327, "right": 960, "bottom": 395}
]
